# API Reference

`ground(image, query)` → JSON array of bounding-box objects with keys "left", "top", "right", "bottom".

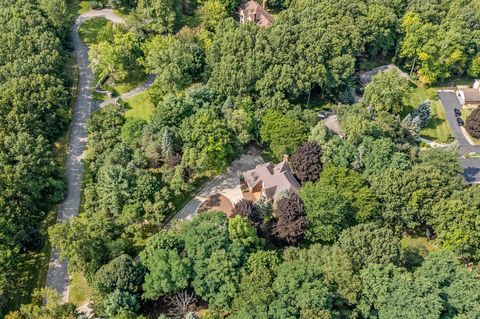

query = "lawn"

[
  {"left": 78, "top": 18, "right": 109, "bottom": 46},
  {"left": 69, "top": 272, "right": 93, "bottom": 307},
  {"left": 404, "top": 85, "right": 453, "bottom": 143},
  {"left": 401, "top": 235, "right": 438, "bottom": 269},
  {"left": 124, "top": 90, "right": 154, "bottom": 121}
]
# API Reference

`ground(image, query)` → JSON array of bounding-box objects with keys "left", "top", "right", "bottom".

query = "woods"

[{"left": 2, "top": 0, "right": 480, "bottom": 317}]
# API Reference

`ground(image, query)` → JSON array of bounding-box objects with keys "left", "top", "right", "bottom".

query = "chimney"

[
  {"left": 283, "top": 154, "right": 289, "bottom": 163},
  {"left": 263, "top": 0, "right": 266, "bottom": 8}
]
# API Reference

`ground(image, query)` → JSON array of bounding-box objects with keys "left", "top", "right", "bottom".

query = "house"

[
  {"left": 357, "top": 64, "right": 410, "bottom": 87},
  {"left": 243, "top": 155, "right": 300, "bottom": 202},
  {"left": 238, "top": 0, "right": 274, "bottom": 27},
  {"left": 457, "top": 80, "right": 480, "bottom": 107}
]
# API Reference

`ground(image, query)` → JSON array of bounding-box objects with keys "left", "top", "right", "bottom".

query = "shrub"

[{"left": 231, "top": 199, "right": 262, "bottom": 227}]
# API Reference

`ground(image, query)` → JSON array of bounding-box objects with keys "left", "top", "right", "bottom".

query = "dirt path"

[{"left": 45, "top": 9, "right": 127, "bottom": 304}]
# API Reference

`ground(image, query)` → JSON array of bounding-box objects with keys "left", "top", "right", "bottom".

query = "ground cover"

[{"left": 124, "top": 90, "right": 154, "bottom": 121}]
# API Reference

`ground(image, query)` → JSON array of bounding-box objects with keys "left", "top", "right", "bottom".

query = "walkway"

[
  {"left": 165, "top": 153, "right": 263, "bottom": 227},
  {"left": 99, "top": 74, "right": 157, "bottom": 108},
  {"left": 45, "top": 10, "right": 127, "bottom": 303}
]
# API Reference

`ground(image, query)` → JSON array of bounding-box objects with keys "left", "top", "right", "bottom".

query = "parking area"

[{"left": 438, "top": 91, "right": 480, "bottom": 183}]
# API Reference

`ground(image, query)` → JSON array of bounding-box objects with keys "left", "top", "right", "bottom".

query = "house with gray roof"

[
  {"left": 243, "top": 155, "right": 300, "bottom": 202},
  {"left": 457, "top": 80, "right": 480, "bottom": 107}
]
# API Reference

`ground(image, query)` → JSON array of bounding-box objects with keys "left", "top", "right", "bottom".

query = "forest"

[
  {"left": 0, "top": 0, "right": 72, "bottom": 314},
  {"left": 2, "top": 0, "right": 480, "bottom": 318}
]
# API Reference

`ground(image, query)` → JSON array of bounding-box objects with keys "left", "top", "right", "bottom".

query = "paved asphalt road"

[
  {"left": 45, "top": 10, "right": 126, "bottom": 303},
  {"left": 438, "top": 91, "right": 480, "bottom": 183}
]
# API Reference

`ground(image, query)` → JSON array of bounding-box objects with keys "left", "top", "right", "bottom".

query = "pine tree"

[
  {"left": 161, "top": 127, "right": 174, "bottom": 161},
  {"left": 412, "top": 99, "right": 431, "bottom": 128}
]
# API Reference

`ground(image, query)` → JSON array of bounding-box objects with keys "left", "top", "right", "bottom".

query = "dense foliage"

[
  {"left": 15, "top": 0, "right": 480, "bottom": 317},
  {"left": 0, "top": 0, "right": 70, "bottom": 314}
]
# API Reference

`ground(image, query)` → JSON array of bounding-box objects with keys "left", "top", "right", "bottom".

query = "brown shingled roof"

[
  {"left": 238, "top": 0, "right": 274, "bottom": 27},
  {"left": 243, "top": 157, "right": 300, "bottom": 202}
]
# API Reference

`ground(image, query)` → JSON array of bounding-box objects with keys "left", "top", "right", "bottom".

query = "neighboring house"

[
  {"left": 357, "top": 64, "right": 410, "bottom": 87},
  {"left": 243, "top": 155, "right": 300, "bottom": 202},
  {"left": 238, "top": 0, "right": 274, "bottom": 27},
  {"left": 457, "top": 80, "right": 480, "bottom": 107}
]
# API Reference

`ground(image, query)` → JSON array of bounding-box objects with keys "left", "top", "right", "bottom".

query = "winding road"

[{"left": 45, "top": 9, "right": 151, "bottom": 303}]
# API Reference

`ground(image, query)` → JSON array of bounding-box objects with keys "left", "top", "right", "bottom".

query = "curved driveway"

[{"left": 45, "top": 10, "right": 126, "bottom": 303}]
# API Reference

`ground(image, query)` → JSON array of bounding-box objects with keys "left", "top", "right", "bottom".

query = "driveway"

[
  {"left": 165, "top": 153, "right": 263, "bottom": 227},
  {"left": 438, "top": 91, "right": 480, "bottom": 183},
  {"left": 45, "top": 10, "right": 127, "bottom": 303}
]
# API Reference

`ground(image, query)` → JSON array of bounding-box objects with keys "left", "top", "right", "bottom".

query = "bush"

[
  {"left": 466, "top": 108, "right": 480, "bottom": 139},
  {"left": 231, "top": 199, "right": 262, "bottom": 228}
]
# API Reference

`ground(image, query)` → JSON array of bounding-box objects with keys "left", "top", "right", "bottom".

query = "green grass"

[
  {"left": 78, "top": 18, "right": 109, "bottom": 46},
  {"left": 69, "top": 272, "right": 93, "bottom": 307},
  {"left": 401, "top": 235, "right": 438, "bottom": 269},
  {"left": 5, "top": 211, "right": 57, "bottom": 313},
  {"left": 124, "top": 90, "right": 154, "bottom": 121},
  {"left": 404, "top": 86, "right": 453, "bottom": 143}
]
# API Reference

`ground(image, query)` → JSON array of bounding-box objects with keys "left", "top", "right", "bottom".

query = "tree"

[
  {"left": 231, "top": 251, "right": 280, "bottom": 318},
  {"left": 94, "top": 254, "right": 144, "bottom": 294},
  {"left": 38, "top": 0, "right": 68, "bottom": 30},
  {"left": 89, "top": 27, "right": 142, "bottom": 82},
  {"left": 317, "top": 166, "right": 379, "bottom": 222},
  {"left": 136, "top": 0, "right": 180, "bottom": 33},
  {"left": 48, "top": 217, "right": 113, "bottom": 277},
  {"left": 291, "top": 141, "right": 322, "bottom": 184},
  {"left": 337, "top": 223, "right": 402, "bottom": 271},
  {"left": 363, "top": 70, "right": 410, "bottom": 113},
  {"left": 359, "top": 264, "right": 443, "bottom": 319},
  {"left": 198, "top": 0, "right": 228, "bottom": 32},
  {"left": 370, "top": 156, "right": 464, "bottom": 231},
  {"left": 180, "top": 108, "right": 234, "bottom": 174},
  {"left": 142, "top": 35, "right": 204, "bottom": 96},
  {"left": 231, "top": 199, "right": 262, "bottom": 228},
  {"left": 260, "top": 110, "right": 307, "bottom": 160},
  {"left": 412, "top": 99, "right": 431, "bottom": 128},
  {"left": 300, "top": 182, "right": 353, "bottom": 243},
  {"left": 268, "top": 247, "right": 335, "bottom": 318},
  {"left": 0, "top": 74, "right": 69, "bottom": 140},
  {"left": 228, "top": 215, "right": 264, "bottom": 251},
  {"left": 5, "top": 288, "right": 77, "bottom": 319},
  {"left": 121, "top": 118, "right": 147, "bottom": 147},
  {"left": 431, "top": 186, "right": 480, "bottom": 261},
  {"left": 401, "top": 113, "right": 421, "bottom": 138},
  {"left": 272, "top": 193, "right": 308, "bottom": 245},
  {"left": 468, "top": 53, "right": 480, "bottom": 77},
  {"left": 141, "top": 232, "right": 191, "bottom": 299},
  {"left": 103, "top": 289, "right": 141, "bottom": 317},
  {"left": 415, "top": 250, "right": 480, "bottom": 317},
  {"left": 177, "top": 211, "right": 253, "bottom": 310},
  {"left": 465, "top": 107, "right": 480, "bottom": 139}
]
